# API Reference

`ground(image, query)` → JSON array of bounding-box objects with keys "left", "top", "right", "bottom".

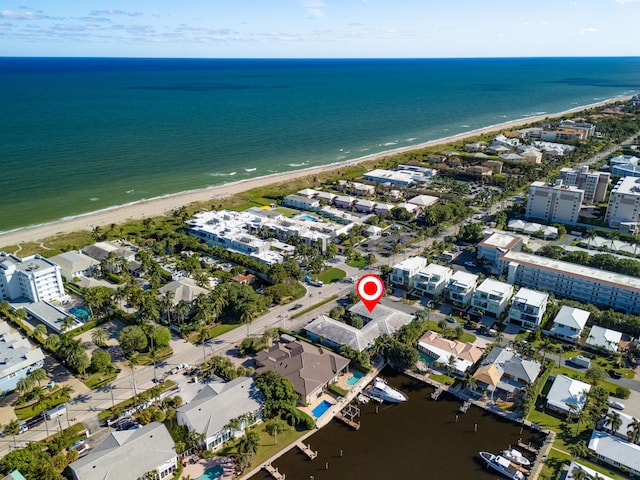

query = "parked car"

[
  {"left": 608, "top": 369, "right": 623, "bottom": 379},
  {"left": 69, "top": 440, "right": 89, "bottom": 455},
  {"left": 446, "top": 317, "right": 456, "bottom": 323},
  {"left": 289, "top": 303, "right": 303, "bottom": 311},
  {"left": 608, "top": 400, "right": 625, "bottom": 410},
  {"left": 464, "top": 261, "right": 477, "bottom": 267}
]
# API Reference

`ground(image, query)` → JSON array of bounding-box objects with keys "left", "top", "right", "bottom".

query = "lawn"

[
  {"left": 346, "top": 256, "right": 368, "bottom": 268},
  {"left": 429, "top": 373, "right": 455, "bottom": 385},
  {"left": 272, "top": 207, "right": 299, "bottom": 217},
  {"left": 550, "top": 365, "right": 620, "bottom": 396},
  {"left": 83, "top": 370, "right": 118, "bottom": 390},
  {"left": 135, "top": 346, "right": 173, "bottom": 365},
  {"left": 14, "top": 388, "right": 69, "bottom": 420},
  {"left": 314, "top": 267, "right": 346, "bottom": 284}
]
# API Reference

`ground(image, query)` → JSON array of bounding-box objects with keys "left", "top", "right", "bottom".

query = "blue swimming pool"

[
  {"left": 311, "top": 399, "right": 334, "bottom": 418},
  {"left": 418, "top": 352, "right": 435, "bottom": 365},
  {"left": 197, "top": 465, "right": 223, "bottom": 480},
  {"left": 346, "top": 370, "right": 364, "bottom": 386},
  {"left": 298, "top": 214, "right": 319, "bottom": 222},
  {"left": 69, "top": 306, "right": 90, "bottom": 321}
]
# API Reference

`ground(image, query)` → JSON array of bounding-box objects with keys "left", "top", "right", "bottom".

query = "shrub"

[{"left": 614, "top": 385, "right": 631, "bottom": 399}]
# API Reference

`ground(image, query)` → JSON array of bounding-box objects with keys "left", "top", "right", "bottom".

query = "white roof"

[
  {"left": 586, "top": 325, "right": 622, "bottom": 352},
  {"left": 553, "top": 306, "right": 589, "bottom": 330},
  {"left": 588, "top": 430, "right": 640, "bottom": 473},
  {"left": 448, "top": 270, "right": 478, "bottom": 287},
  {"left": 611, "top": 175, "right": 640, "bottom": 196},
  {"left": 418, "top": 263, "right": 452, "bottom": 277},
  {"left": 407, "top": 195, "right": 439, "bottom": 207},
  {"left": 479, "top": 231, "right": 521, "bottom": 250},
  {"left": 511, "top": 288, "right": 548, "bottom": 307},
  {"left": 476, "top": 278, "right": 513, "bottom": 295},
  {"left": 393, "top": 256, "right": 427, "bottom": 272},
  {"left": 546, "top": 374, "right": 591, "bottom": 413},
  {"left": 565, "top": 461, "right": 615, "bottom": 480}
]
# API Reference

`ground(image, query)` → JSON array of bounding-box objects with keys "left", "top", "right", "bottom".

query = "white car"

[
  {"left": 608, "top": 400, "right": 625, "bottom": 410},
  {"left": 464, "top": 261, "right": 477, "bottom": 267}
]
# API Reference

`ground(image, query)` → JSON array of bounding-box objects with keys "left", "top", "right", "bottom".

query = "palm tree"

[
  {"left": 540, "top": 338, "right": 554, "bottom": 364},
  {"left": 33, "top": 323, "right": 47, "bottom": 340},
  {"left": 128, "top": 354, "right": 139, "bottom": 402},
  {"left": 238, "top": 430, "right": 260, "bottom": 460},
  {"left": 447, "top": 355, "right": 457, "bottom": 377},
  {"left": 584, "top": 229, "right": 596, "bottom": 250},
  {"left": 5, "top": 419, "right": 20, "bottom": 448},
  {"left": 91, "top": 327, "right": 108, "bottom": 348},
  {"left": 174, "top": 300, "right": 190, "bottom": 325},
  {"left": 570, "top": 466, "right": 589, "bottom": 480},
  {"left": 493, "top": 330, "right": 504, "bottom": 347},
  {"left": 463, "top": 374, "right": 478, "bottom": 393},
  {"left": 61, "top": 316, "right": 76, "bottom": 333},
  {"left": 160, "top": 291, "right": 174, "bottom": 324},
  {"left": 27, "top": 368, "right": 47, "bottom": 388},
  {"left": 605, "top": 410, "right": 622, "bottom": 434},
  {"left": 16, "top": 377, "right": 33, "bottom": 395},
  {"left": 196, "top": 325, "right": 209, "bottom": 364},
  {"left": 628, "top": 417, "right": 640, "bottom": 444}
]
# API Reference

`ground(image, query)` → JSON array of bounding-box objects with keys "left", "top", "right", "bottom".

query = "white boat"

[
  {"left": 364, "top": 377, "right": 408, "bottom": 403},
  {"left": 501, "top": 449, "right": 531, "bottom": 467},
  {"left": 479, "top": 451, "right": 526, "bottom": 480}
]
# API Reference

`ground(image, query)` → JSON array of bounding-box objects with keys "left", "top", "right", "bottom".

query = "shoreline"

[{"left": 0, "top": 95, "right": 630, "bottom": 249}]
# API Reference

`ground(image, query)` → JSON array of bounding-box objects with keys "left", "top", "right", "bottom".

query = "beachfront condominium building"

[
  {"left": 500, "top": 250, "right": 640, "bottom": 315},
  {"left": 605, "top": 176, "right": 640, "bottom": 229},
  {"left": 471, "top": 278, "right": 514, "bottom": 317},
  {"left": 412, "top": 264, "right": 452, "bottom": 297},
  {"left": 507, "top": 287, "right": 549, "bottom": 330},
  {"left": 558, "top": 166, "right": 610, "bottom": 204},
  {"left": 526, "top": 180, "right": 584, "bottom": 225},
  {"left": 445, "top": 271, "right": 479, "bottom": 308},
  {"left": 0, "top": 321, "right": 45, "bottom": 393},
  {"left": 390, "top": 257, "right": 427, "bottom": 289},
  {"left": 0, "top": 252, "right": 65, "bottom": 303},
  {"left": 477, "top": 232, "right": 523, "bottom": 275}
]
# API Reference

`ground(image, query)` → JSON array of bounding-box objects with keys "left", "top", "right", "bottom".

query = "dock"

[
  {"left": 264, "top": 463, "right": 285, "bottom": 479},
  {"left": 459, "top": 401, "right": 471, "bottom": 413},
  {"left": 517, "top": 439, "right": 540, "bottom": 454},
  {"left": 296, "top": 442, "right": 317, "bottom": 460},
  {"left": 335, "top": 404, "right": 361, "bottom": 430},
  {"left": 431, "top": 386, "right": 444, "bottom": 400}
]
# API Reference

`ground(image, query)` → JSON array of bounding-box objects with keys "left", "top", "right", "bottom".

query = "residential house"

[
  {"left": 230, "top": 273, "right": 256, "bottom": 285},
  {"left": 351, "top": 182, "right": 376, "bottom": 196},
  {"left": 390, "top": 257, "right": 427, "bottom": 289},
  {"left": 564, "top": 461, "right": 615, "bottom": 480},
  {"left": 81, "top": 241, "right": 137, "bottom": 273},
  {"left": 546, "top": 374, "right": 591, "bottom": 415},
  {"left": 412, "top": 264, "right": 452, "bottom": 297},
  {"left": 374, "top": 203, "right": 394, "bottom": 216},
  {"left": 484, "top": 160, "right": 504, "bottom": 174},
  {"left": 334, "top": 195, "right": 357, "bottom": 210},
  {"left": 158, "top": 277, "right": 209, "bottom": 307},
  {"left": 296, "top": 188, "right": 320, "bottom": 198},
  {"left": 467, "top": 166, "right": 492, "bottom": 176},
  {"left": 507, "top": 288, "right": 549, "bottom": 330},
  {"left": 588, "top": 430, "right": 640, "bottom": 477},
  {"left": 548, "top": 306, "right": 589, "bottom": 342},
  {"left": 471, "top": 278, "right": 514, "bottom": 317},
  {"left": 464, "top": 141, "right": 488, "bottom": 153},
  {"left": 0, "top": 321, "right": 45, "bottom": 393},
  {"left": 597, "top": 408, "right": 636, "bottom": 441},
  {"left": 314, "top": 191, "right": 336, "bottom": 205},
  {"left": 69, "top": 422, "right": 178, "bottom": 480},
  {"left": 499, "top": 153, "right": 525, "bottom": 163},
  {"left": 175, "top": 377, "right": 264, "bottom": 451},
  {"left": 254, "top": 339, "right": 350, "bottom": 405},
  {"left": 305, "top": 303, "right": 413, "bottom": 352},
  {"left": 283, "top": 194, "right": 321, "bottom": 211},
  {"left": 364, "top": 225, "right": 383, "bottom": 238},
  {"left": 586, "top": 325, "right": 622, "bottom": 354},
  {"left": 407, "top": 195, "right": 439, "bottom": 210},
  {"left": 48, "top": 251, "right": 100, "bottom": 281},
  {"left": 354, "top": 199, "right": 377, "bottom": 213},
  {"left": 445, "top": 271, "right": 479, "bottom": 307},
  {"left": 519, "top": 147, "right": 543, "bottom": 164},
  {"left": 417, "top": 331, "right": 483, "bottom": 375},
  {"left": 474, "top": 347, "right": 541, "bottom": 397}
]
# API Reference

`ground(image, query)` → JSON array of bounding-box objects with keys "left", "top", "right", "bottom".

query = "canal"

[{"left": 253, "top": 368, "right": 545, "bottom": 480}]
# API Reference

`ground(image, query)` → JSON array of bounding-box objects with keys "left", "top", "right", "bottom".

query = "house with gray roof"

[
  {"left": 254, "top": 339, "right": 350, "bottom": 406},
  {"left": 475, "top": 347, "right": 541, "bottom": 395},
  {"left": 176, "top": 377, "right": 264, "bottom": 451},
  {"left": 588, "top": 430, "right": 640, "bottom": 477},
  {"left": 49, "top": 251, "right": 100, "bottom": 281},
  {"left": 69, "top": 422, "right": 177, "bottom": 480},
  {"left": 305, "top": 302, "right": 413, "bottom": 353},
  {"left": 0, "top": 321, "right": 45, "bottom": 393},
  {"left": 158, "top": 277, "right": 209, "bottom": 306}
]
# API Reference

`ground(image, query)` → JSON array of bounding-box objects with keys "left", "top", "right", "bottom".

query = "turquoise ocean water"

[{"left": 1, "top": 57, "right": 639, "bottom": 232}]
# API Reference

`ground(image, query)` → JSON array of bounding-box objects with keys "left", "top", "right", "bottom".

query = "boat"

[
  {"left": 479, "top": 452, "right": 526, "bottom": 480},
  {"left": 363, "top": 377, "right": 408, "bottom": 403},
  {"left": 501, "top": 449, "right": 531, "bottom": 467}
]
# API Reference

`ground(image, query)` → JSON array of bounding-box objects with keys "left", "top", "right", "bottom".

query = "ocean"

[{"left": 1, "top": 57, "right": 639, "bottom": 233}]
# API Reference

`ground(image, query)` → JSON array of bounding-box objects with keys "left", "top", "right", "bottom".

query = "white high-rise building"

[
  {"left": 558, "top": 166, "right": 610, "bottom": 204},
  {"left": 605, "top": 176, "right": 640, "bottom": 229},
  {"left": 526, "top": 180, "right": 584, "bottom": 225},
  {"left": 0, "top": 252, "right": 65, "bottom": 303}
]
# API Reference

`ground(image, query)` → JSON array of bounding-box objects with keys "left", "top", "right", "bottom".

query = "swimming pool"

[
  {"left": 418, "top": 352, "right": 435, "bottom": 365},
  {"left": 298, "top": 214, "right": 319, "bottom": 222},
  {"left": 346, "top": 371, "right": 364, "bottom": 386},
  {"left": 197, "top": 465, "right": 223, "bottom": 480},
  {"left": 69, "top": 306, "right": 90, "bottom": 321},
  {"left": 311, "top": 399, "right": 334, "bottom": 418}
]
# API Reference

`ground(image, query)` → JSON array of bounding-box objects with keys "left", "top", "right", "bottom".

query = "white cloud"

[
  {"left": 90, "top": 9, "right": 143, "bottom": 17},
  {"left": 0, "top": 9, "right": 50, "bottom": 20},
  {"left": 579, "top": 27, "right": 599, "bottom": 33},
  {"left": 299, "top": 0, "right": 327, "bottom": 18},
  {"left": 615, "top": 0, "right": 640, "bottom": 4}
]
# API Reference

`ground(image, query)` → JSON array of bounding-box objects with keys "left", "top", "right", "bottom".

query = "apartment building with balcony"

[
  {"left": 507, "top": 287, "right": 549, "bottom": 330},
  {"left": 605, "top": 176, "right": 640, "bottom": 229},
  {"left": 412, "top": 264, "right": 452, "bottom": 296},
  {"left": 526, "top": 180, "right": 584, "bottom": 225},
  {"left": 390, "top": 257, "right": 427, "bottom": 289},
  {"left": 471, "top": 278, "right": 514, "bottom": 317},
  {"left": 445, "top": 271, "right": 479, "bottom": 307}
]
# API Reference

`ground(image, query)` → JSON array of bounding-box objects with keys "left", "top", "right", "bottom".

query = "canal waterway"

[{"left": 254, "top": 369, "right": 545, "bottom": 480}]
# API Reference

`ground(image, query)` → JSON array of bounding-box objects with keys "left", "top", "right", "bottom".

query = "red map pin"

[{"left": 356, "top": 274, "right": 385, "bottom": 312}]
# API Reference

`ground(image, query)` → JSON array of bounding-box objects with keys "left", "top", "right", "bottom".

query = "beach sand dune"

[{"left": 0, "top": 97, "right": 628, "bottom": 249}]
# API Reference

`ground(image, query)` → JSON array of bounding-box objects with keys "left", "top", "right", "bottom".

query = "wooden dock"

[
  {"left": 431, "top": 386, "right": 444, "bottom": 400},
  {"left": 335, "top": 411, "right": 360, "bottom": 430},
  {"left": 517, "top": 440, "right": 540, "bottom": 454},
  {"left": 264, "top": 463, "right": 285, "bottom": 479},
  {"left": 459, "top": 401, "right": 471, "bottom": 413},
  {"left": 296, "top": 442, "right": 318, "bottom": 460}
]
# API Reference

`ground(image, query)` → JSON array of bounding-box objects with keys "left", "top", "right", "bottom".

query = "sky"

[{"left": 1, "top": 0, "right": 639, "bottom": 58}]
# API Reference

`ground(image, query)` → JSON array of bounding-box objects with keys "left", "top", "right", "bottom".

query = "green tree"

[
  {"left": 91, "top": 327, "right": 108, "bottom": 348},
  {"left": 265, "top": 419, "right": 286, "bottom": 445},
  {"left": 605, "top": 410, "right": 622, "bottom": 434},
  {"left": 118, "top": 325, "right": 148, "bottom": 357},
  {"left": 628, "top": 417, "right": 640, "bottom": 444},
  {"left": 27, "top": 367, "right": 47, "bottom": 388},
  {"left": 255, "top": 371, "right": 299, "bottom": 418},
  {"left": 90, "top": 349, "right": 112, "bottom": 373}
]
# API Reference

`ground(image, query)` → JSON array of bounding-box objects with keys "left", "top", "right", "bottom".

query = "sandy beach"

[{"left": 0, "top": 96, "right": 629, "bottom": 249}]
